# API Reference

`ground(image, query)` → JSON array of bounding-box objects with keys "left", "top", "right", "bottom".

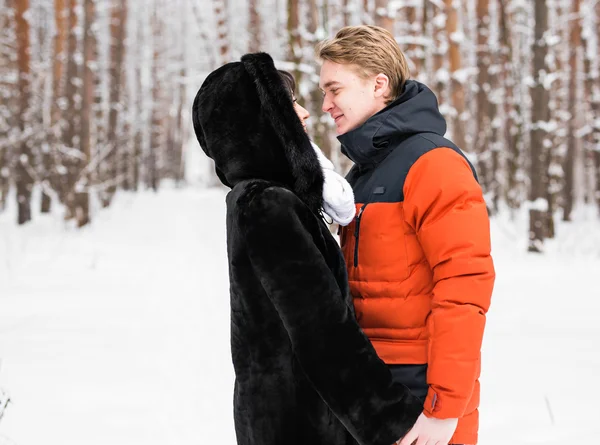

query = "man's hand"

[{"left": 396, "top": 413, "right": 458, "bottom": 445}]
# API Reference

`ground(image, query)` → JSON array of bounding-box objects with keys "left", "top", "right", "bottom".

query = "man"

[{"left": 316, "top": 25, "right": 495, "bottom": 445}]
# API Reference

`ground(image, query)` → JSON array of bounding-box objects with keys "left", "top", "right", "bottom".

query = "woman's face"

[{"left": 292, "top": 96, "right": 310, "bottom": 133}]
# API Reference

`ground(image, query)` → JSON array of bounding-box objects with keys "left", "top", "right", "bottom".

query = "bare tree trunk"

[
  {"left": 15, "top": 0, "right": 33, "bottom": 224},
  {"left": 594, "top": 0, "right": 600, "bottom": 214},
  {"left": 418, "top": 0, "right": 428, "bottom": 80},
  {"left": 563, "top": 0, "right": 581, "bottom": 221},
  {"left": 175, "top": 63, "right": 187, "bottom": 184},
  {"left": 475, "top": 0, "right": 491, "bottom": 197},
  {"left": 75, "top": 0, "right": 95, "bottom": 227},
  {"left": 248, "top": 0, "right": 261, "bottom": 52},
  {"left": 148, "top": 3, "right": 162, "bottom": 192},
  {"left": 360, "top": 0, "right": 372, "bottom": 24},
  {"left": 374, "top": 0, "right": 394, "bottom": 32},
  {"left": 103, "top": 0, "right": 127, "bottom": 207},
  {"left": 306, "top": 0, "right": 333, "bottom": 163},
  {"left": 487, "top": 1, "right": 503, "bottom": 213},
  {"left": 132, "top": 9, "right": 144, "bottom": 192},
  {"left": 44, "top": 0, "right": 67, "bottom": 213},
  {"left": 62, "top": 0, "right": 79, "bottom": 218},
  {"left": 342, "top": 0, "right": 351, "bottom": 26},
  {"left": 430, "top": 2, "right": 446, "bottom": 104},
  {"left": 287, "top": 0, "right": 301, "bottom": 80},
  {"left": 92, "top": 0, "right": 104, "bottom": 196},
  {"left": 445, "top": 0, "right": 466, "bottom": 152},
  {"left": 499, "top": 0, "right": 519, "bottom": 209},
  {"left": 405, "top": 4, "right": 420, "bottom": 77},
  {"left": 215, "top": 0, "right": 229, "bottom": 63},
  {"left": 541, "top": 0, "right": 567, "bottom": 238},
  {"left": 0, "top": 1, "right": 15, "bottom": 210},
  {"left": 581, "top": 0, "right": 595, "bottom": 207},
  {"left": 529, "top": 0, "right": 550, "bottom": 252}
]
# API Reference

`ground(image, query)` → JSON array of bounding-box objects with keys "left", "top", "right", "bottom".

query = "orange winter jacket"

[{"left": 337, "top": 80, "right": 495, "bottom": 444}]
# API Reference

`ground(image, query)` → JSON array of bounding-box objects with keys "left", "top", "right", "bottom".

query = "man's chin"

[
  {"left": 336, "top": 123, "right": 356, "bottom": 136},
  {"left": 335, "top": 122, "right": 350, "bottom": 135}
]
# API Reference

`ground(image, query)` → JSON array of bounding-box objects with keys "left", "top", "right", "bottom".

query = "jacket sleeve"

[
  {"left": 402, "top": 147, "right": 495, "bottom": 420},
  {"left": 238, "top": 185, "right": 422, "bottom": 445}
]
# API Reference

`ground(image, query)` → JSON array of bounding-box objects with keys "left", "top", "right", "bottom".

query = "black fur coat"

[{"left": 192, "top": 53, "right": 422, "bottom": 445}]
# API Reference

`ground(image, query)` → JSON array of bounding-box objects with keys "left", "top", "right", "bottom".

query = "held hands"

[{"left": 395, "top": 413, "right": 458, "bottom": 445}]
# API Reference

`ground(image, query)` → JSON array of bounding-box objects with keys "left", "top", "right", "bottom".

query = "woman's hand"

[{"left": 396, "top": 412, "right": 458, "bottom": 445}]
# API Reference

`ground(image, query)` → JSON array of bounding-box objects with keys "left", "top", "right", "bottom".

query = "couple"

[{"left": 192, "top": 25, "right": 495, "bottom": 445}]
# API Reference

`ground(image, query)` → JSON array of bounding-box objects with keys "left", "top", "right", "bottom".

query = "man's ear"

[{"left": 373, "top": 73, "right": 390, "bottom": 99}]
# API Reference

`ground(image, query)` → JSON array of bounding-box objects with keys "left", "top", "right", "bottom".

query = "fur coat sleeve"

[{"left": 237, "top": 184, "right": 422, "bottom": 445}]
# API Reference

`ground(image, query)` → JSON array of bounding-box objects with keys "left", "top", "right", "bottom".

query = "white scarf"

[{"left": 311, "top": 142, "right": 356, "bottom": 226}]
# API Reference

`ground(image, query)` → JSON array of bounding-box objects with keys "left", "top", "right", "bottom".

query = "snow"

[
  {"left": 0, "top": 186, "right": 599, "bottom": 445},
  {"left": 525, "top": 197, "right": 549, "bottom": 212}
]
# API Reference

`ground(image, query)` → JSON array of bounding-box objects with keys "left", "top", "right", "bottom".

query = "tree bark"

[
  {"left": 15, "top": 0, "right": 33, "bottom": 224},
  {"left": 43, "top": 0, "right": 67, "bottom": 213},
  {"left": 374, "top": 0, "right": 394, "bottom": 32},
  {"left": 475, "top": 0, "right": 491, "bottom": 196},
  {"left": 215, "top": 0, "right": 229, "bottom": 63},
  {"left": 594, "top": 0, "right": 600, "bottom": 214},
  {"left": 248, "top": 0, "right": 261, "bottom": 53},
  {"left": 498, "top": 0, "right": 519, "bottom": 210},
  {"left": 529, "top": 0, "right": 550, "bottom": 252},
  {"left": 103, "top": 0, "right": 128, "bottom": 206},
  {"left": 563, "top": 0, "right": 581, "bottom": 221},
  {"left": 76, "top": 0, "right": 95, "bottom": 227},
  {"left": 0, "top": 1, "right": 15, "bottom": 210},
  {"left": 62, "top": 0, "right": 79, "bottom": 218},
  {"left": 445, "top": 0, "right": 466, "bottom": 152}
]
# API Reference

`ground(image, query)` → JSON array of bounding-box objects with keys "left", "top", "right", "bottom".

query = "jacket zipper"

[{"left": 353, "top": 203, "right": 368, "bottom": 267}]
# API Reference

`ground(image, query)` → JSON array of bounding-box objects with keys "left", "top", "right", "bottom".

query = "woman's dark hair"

[{"left": 278, "top": 70, "right": 297, "bottom": 97}]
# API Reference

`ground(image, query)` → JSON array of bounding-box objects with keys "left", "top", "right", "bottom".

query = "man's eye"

[{"left": 331, "top": 89, "right": 339, "bottom": 95}]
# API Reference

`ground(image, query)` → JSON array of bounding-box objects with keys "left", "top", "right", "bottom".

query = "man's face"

[{"left": 319, "top": 61, "right": 387, "bottom": 135}]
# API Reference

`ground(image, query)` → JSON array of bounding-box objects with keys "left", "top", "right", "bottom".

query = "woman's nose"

[{"left": 299, "top": 105, "right": 310, "bottom": 120}]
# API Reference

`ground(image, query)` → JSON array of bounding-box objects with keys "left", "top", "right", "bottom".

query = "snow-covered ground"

[{"left": 0, "top": 186, "right": 598, "bottom": 445}]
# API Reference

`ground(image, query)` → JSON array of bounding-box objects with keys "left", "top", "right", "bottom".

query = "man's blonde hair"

[{"left": 316, "top": 25, "right": 410, "bottom": 103}]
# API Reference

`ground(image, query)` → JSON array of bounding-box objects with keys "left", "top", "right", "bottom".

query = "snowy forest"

[{"left": 1, "top": 0, "right": 599, "bottom": 253}]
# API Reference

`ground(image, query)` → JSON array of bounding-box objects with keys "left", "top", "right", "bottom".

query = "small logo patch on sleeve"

[{"left": 373, "top": 186, "right": 386, "bottom": 195}]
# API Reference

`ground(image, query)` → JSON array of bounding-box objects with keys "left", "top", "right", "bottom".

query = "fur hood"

[{"left": 192, "top": 53, "right": 324, "bottom": 213}]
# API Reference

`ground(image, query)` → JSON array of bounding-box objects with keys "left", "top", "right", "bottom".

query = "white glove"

[{"left": 310, "top": 142, "right": 355, "bottom": 226}]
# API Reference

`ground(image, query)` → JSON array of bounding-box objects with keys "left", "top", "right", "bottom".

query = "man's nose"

[{"left": 322, "top": 95, "right": 332, "bottom": 114}]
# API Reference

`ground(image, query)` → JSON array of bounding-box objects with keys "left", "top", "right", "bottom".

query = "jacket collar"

[{"left": 338, "top": 80, "right": 447, "bottom": 170}]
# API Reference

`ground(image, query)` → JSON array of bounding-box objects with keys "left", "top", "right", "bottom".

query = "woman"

[
  {"left": 277, "top": 69, "right": 356, "bottom": 227},
  {"left": 192, "top": 52, "right": 421, "bottom": 445}
]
